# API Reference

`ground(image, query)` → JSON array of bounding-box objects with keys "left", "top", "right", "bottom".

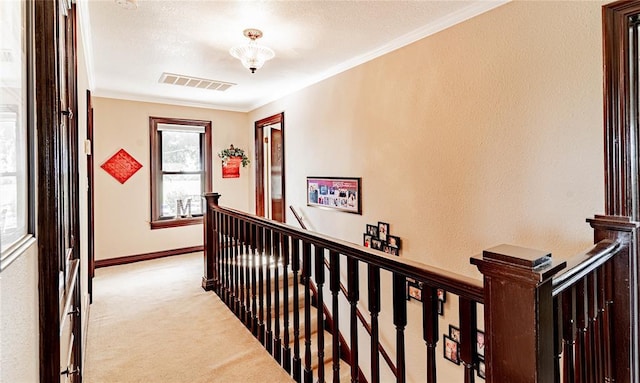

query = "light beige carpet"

[{"left": 83, "top": 252, "right": 294, "bottom": 383}]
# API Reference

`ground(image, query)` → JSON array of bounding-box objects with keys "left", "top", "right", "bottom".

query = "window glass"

[
  {"left": 161, "top": 174, "right": 203, "bottom": 217},
  {"left": 1, "top": 0, "right": 29, "bottom": 254},
  {"left": 161, "top": 131, "right": 201, "bottom": 172}
]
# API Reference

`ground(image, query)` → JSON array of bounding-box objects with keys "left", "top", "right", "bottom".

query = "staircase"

[{"left": 238, "top": 257, "right": 353, "bottom": 383}]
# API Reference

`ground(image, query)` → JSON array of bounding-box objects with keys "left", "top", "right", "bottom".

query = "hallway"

[{"left": 83, "top": 252, "right": 294, "bottom": 382}]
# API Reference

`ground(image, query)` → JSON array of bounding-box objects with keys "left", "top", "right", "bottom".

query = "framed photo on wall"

[{"left": 307, "top": 177, "right": 361, "bottom": 214}]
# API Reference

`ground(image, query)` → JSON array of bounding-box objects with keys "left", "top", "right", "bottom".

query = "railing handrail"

[
  {"left": 551, "top": 238, "right": 621, "bottom": 297},
  {"left": 208, "top": 195, "right": 484, "bottom": 303}
]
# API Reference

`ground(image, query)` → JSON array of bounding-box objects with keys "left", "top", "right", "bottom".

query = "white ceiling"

[{"left": 78, "top": 0, "right": 508, "bottom": 112}]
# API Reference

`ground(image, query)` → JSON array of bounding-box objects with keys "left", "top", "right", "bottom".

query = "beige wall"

[
  {"left": 93, "top": 98, "right": 250, "bottom": 260},
  {"left": 250, "top": 1, "right": 606, "bottom": 381},
  {"left": 249, "top": 0, "right": 605, "bottom": 277},
  {"left": 0, "top": 244, "right": 39, "bottom": 383}
]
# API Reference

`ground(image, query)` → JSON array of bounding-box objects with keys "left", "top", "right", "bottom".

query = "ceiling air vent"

[{"left": 158, "top": 72, "right": 236, "bottom": 92}]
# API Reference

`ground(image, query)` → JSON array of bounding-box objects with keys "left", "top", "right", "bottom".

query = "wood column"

[
  {"left": 202, "top": 192, "right": 221, "bottom": 290},
  {"left": 471, "top": 245, "right": 565, "bottom": 383}
]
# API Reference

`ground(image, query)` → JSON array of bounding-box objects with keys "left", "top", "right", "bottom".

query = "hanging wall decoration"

[
  {"left": 218, "top": 144, "right": 250, "bottom": 179},
  {"left": 307, "top": 176, "right": 361, "bottom": 214},
  {"left": 100, "top": 148, "right": 142, "bottom": 184}
]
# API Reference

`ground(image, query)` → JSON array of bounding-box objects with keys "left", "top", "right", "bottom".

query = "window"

[
  {"left": 150, "top": 117, "right": 212, "bottom": 229},
  {"left": 0, "top": 0, "right": 34, "bottom": 269}
]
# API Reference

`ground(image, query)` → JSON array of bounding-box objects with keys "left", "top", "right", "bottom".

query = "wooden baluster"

[
  {"left": 553, "top": 295, "right": 561, "bottom": 383},
  {"left": 562, "top": 287, "right": 576, "bottom": 383},
  {"left": 347, "top": 258, "right": 360, "bottom": 383},
  {"left": 251, "top": 223, "right": 259, "bottom": 335},
  {"left": 258, "top": 226, "right": 265, "bottom": 344},
  {"left": 303, "top": 242, "right": 313, "bottom": 383},
  {"left": 244, "top": 221, "right": 252, "bottom": 327},
  {"left": 422, "top": 285, "right": 438, "bottom": 383},
  {"left": 392, "top": 273, "right": 407, "bottom": 383},
  {"left": 602, "top": 261, "right": 614, "bottom": 382},
  {"left": 238, "top": 219, "right": 246, "bottom": 321},
  {"left": 575, "top": 278, "right": 587, "bottom": 382},
  {"left": 232, "top": 217, "right": 239, "bottom": 315},
  {"left": 315, "top": 246, "right": 326, "bottom": 383},
  {"left": 226, "top": 214, "right": 233, "bottom": 308},
  {"left": 594, "top": 268, "right": 604, "bottom": 383},
  {"left": 330, "top": 251, "right": 341, "bottom": 383},
  {"left": 368, "top": 265, "right": 381, "bottom": 383},
  {"left": 223, "top": 214, "right": 230, "bottom": 306},
  {"left": 458, "top": 296, "right": 477, "bottom": 383},
  {"left": 273, "top": 231, "right": 282, "bottom": 363},
  {"left": 201, "top": 193, "right": 220, "bottom": 291},
  {"left": 236, "top": 218, "right": 243, "bottom": 316},
  {"left": 292, "top": 238, "right": 302, "bottom": 383},
  {"left": 283, "top": 235, "right": 292, "bottom": 374},
  {"left": 587, "top": 272, "right": 598, "bottom": 383},
  {"left": 266, "top": 229, "right": 273, "bottom": 354}
]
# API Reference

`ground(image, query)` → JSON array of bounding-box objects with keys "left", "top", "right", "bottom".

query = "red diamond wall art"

[{"left": 100, "top": 149, "right": 142, "bottom": 184}]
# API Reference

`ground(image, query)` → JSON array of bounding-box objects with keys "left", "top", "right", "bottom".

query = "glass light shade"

[{"left": 229, "top": 41, "right": 275, "bottom": 73}]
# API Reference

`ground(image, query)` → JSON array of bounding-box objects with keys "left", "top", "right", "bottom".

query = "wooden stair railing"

[
  {"left": 204, "top": 193, "right": 638, "bottom": 383},
  {"left": 290, "top": 205, "right": 398, "bottom": 381}
]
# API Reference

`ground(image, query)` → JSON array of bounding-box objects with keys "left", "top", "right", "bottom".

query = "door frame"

[{"left": 255, "top": 112, "right": 285, "bottom": 221}]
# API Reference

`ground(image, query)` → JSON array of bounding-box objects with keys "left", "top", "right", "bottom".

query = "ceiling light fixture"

[{"left": 229, "top": 29, "right": 275, "bottom": 74}]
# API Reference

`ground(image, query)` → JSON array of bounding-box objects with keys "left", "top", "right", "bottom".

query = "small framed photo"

[
  {"left": 449, "top": 325, "right": 461, "bottom": 342},
  {"left": 477, "top": 359, "right": 486, "bottom": 379},
  {"left": 407, "top": 283, "right": 422, "bottom": 302},
  {"left": 363, "top": 234, "right": 372, "bottom": 248},
  {"left": 382, "top": 245, "right": 399, "bottom": 256},
  {"left": 437, "top": 300, "right": 444, "bottom": 316},
  {"left": 387, "top": 235, "right": 401, "bottom": 248},
  {"left": 437, "top": 288, "right": 446, "bottom": 302},
  {"left": 477, "top": 330, "right": 485, "bottom": 358},
  {"left": 366, "top": 224, "right": 379, "bottom": 237},
  {"left": 443, "top": 335, "right": 460, "bottom": 365},
  {"left": 378, "top": 222, "right": 389, "bottom": 242},
  {"left": 371, "top": 238, "right": 383, "bottom": 250}
]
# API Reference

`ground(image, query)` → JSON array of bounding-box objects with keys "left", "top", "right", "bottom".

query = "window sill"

[{"left": 150, "top": 217, "right": 203, "bottom": 230}]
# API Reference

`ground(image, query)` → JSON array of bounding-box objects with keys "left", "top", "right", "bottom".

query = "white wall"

[
  {"left": 92, "top": 98, "right": 250, "bottom": 261},
  {"left": 0, "top": 244, "right": 39, "bottom": 383}
]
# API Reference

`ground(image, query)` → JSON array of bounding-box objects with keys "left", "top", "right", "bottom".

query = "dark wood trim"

[
  {"left": 150, "top": 217, "right": 203, "bottom": 230},
  {"left": 149, "top": 116, "right": 212, "bottom": 228},
  {"left": 87, "top": 89, "right": 95, "bottom": 302},
  {"left": 254, "top": 112, "right": 285, "bottom": 221},
  {"left": 603, "top": 0, "right": 640, "bottom": 219},
  {"left": 95, "top": 245, "right": 204, "bottom": 268},
  {"left": 35, "top": 0, "right": 62, "bottom": 380}
]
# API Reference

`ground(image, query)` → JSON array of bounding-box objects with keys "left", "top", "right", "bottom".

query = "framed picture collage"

[{"left": 363, "top": 221, "right": 401, "bottom": 256}]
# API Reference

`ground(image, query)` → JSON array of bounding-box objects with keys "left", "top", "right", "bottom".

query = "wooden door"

[{"left": 255, "top": 113, "right": 286, "bottom": 222}]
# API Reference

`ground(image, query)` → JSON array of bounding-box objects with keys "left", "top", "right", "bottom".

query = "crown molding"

[
  {"left": 92, "top": 89, "right": 249, "bottom": 113},
  {"left": 247, "top": 0, "right": 509, "bottom": 111}
]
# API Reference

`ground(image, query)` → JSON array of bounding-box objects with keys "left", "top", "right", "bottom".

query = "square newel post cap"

[
  {"left": 203, "top": 192, "right": 221, "bottom": 206},
  {"left": 471, "top": 244, "right": 566, "bottom": 283}
]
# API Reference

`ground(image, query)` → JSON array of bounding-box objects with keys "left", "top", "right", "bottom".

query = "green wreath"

[{"left": 218, "top": 145, "right": 250, "bottom": 167}]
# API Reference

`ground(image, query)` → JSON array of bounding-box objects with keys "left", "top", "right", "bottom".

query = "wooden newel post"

[
  {"left": 202, "top": 192, "right": 221, "bottom": 291},
  {"left": 587, "top": 215, "right": 640, "bottom": 383},
  {"left": 471, "top": 244, "right": 566, "bottom": 383}
]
